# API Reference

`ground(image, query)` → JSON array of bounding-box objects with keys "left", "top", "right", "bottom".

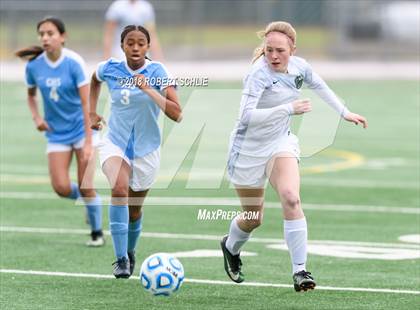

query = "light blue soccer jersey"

[
  {"left": 96, "top": 58, "right": 173, "bottom": 158},
  {"left": 25, "top": 48, "right": 88, "bottom": 144}
]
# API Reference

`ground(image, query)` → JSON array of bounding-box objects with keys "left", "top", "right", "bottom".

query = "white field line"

[
  {"left": 1, "top": 226, "right": 419, "bottom": 249},
  {"left": 0, "top": 269, "right": 419, "bottom": 295},
  {"left": 2, "top": 172, "right": 419, "bottom": 189},
  {"left": 1, "top": 192, "right": 419, "bottom": 215}
]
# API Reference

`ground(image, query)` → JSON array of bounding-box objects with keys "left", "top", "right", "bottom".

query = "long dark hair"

[
  {"left": 120, "top": 25, "right": 151, "bottom": 60},
  {"left": 15, "top": 17, "right": 66, "bottom": 61}
]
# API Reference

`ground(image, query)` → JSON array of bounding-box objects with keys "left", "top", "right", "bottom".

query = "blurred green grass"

[{"left": 0, "top": 79, "right": 419, "bottom": 309}]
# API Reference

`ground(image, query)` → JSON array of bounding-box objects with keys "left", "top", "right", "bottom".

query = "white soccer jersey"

[
  {"left": 105, "top": 0, "right": 156, "bottom": 59},
  {"left": 230, "top": 56, "right": 349, "bottom": 157}
]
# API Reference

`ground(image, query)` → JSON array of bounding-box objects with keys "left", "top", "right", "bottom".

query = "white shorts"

[
  {"left": 97, "top": 137, "right": 160, "bottom": 191},
  {"left": 46, "top": 133, "right": 100, "bottom": 154},
  {"left": 227, "top": 134, "right": 300, "bottom": 188}
]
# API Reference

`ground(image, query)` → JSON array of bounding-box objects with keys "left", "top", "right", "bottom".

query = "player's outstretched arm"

[
  {"left": 134, "top": 74, "right": 182, "bottom": 122},
  {"left": 89, "top": 73, "right": 105, "bottom": 130},
  {"left": 343, "top": 112, "right": 368, "bottom": 128},
  {"left": 27, "top": 87, "right": 50, "bottom": 131},
  {"left": 306, "top": 68, "right": 367, "bottom": 129}
]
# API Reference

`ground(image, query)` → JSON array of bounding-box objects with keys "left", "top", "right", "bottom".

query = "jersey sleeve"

[
  {"left": 105, "top": 1, "right": 120, "bottom": 21},
  {"left": 25, "top": 63, "right": 36, "bottom": 88},
  {"left": 238, "top": 69, "right": 271, "bottom": 124},
  {"left": 304, "top": 62, "right": 350, "bottom": 117},
  {"left": 71, "top": 58, "right": 89, "bottom": 88},
  {"left": 242, "top": 69, "right": 269, "bottom": 98},
  {"left": 95, "top": 61, "right": 108, "bottom": 82}
]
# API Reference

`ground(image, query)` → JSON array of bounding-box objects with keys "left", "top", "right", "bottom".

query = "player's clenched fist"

[
  {"left": 134, "top": 74, "right": 150, "bottom": 90},
  {"left": 33, "top": 116, "right": 50, "bottom": 131},
  {"left": 292, "top": 99, "right": 312, "bottom": 115},
  {"left": 89, "top": 112, "right": 105, "bottom": 130}
]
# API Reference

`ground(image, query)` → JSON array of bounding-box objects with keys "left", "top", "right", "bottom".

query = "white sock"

[
  {"left": 284, "top": 217, "right": 307, "bottom": 274},
  {"left": 226, "top": 216, "right": 251, "bottom": 255}
]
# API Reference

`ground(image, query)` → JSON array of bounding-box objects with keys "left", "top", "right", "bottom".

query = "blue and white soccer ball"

[{"left": 139, "top": 252, "right": 184, "bottom": 296}]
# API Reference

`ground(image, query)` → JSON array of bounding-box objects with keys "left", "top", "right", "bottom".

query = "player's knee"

[
  {"left": 79, "top": 188, "right": 96, "bottom": 198},
  {"left": 281, "top": 189, "right": 300, "bottom": 209},
  {"left": 52, "top": 182, "right": 72, "bottom": 197},
  {"left": 129, "top": 209, "right": 142, "bottom": 222},
  {"left": 112, "top": 185, "right": 128, "bottom": 198}
]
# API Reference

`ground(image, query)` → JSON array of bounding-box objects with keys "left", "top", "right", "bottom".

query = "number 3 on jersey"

[{"left": 120, "top": 89, "right": 130, "bottom": 105}]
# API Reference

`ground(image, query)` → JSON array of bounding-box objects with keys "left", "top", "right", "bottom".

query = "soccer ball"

[{"left": 139, "top": 252, "right": 184, "bottom": 296}]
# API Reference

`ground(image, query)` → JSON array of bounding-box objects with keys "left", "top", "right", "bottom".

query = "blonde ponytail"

[
  {"left": 252, "top": 45, "right": 265, "bottom": 64},
  {"left": 252, "top": 21, "right": 297, "bottom": 63}
]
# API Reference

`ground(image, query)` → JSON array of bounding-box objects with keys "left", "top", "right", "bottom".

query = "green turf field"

[{"left": 0, "top": 80, "right": 419, "bottom": 309}]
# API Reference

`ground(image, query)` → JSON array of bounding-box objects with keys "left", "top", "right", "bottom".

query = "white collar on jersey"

[
  {"left": 42, "top": 48, "right": 66, "bottom": 68},
  {"left": 124, "top": 59, "right": 151, "bottom": 75}
]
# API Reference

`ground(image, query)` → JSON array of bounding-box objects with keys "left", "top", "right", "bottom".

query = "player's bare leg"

[
  {"left": 75, "top": 147, "right": 104, "bottom": 247},
  {"left": 48, "top": 150, "right": 73, "bottom": 197}
]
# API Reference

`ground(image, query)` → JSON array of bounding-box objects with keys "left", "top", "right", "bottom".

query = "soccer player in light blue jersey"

[
  {"left": 221, "top": 21, "right": 368, "bottom": 291},
  {"left": 16, "top": 17, "right": 104, "bottom": 247},
  {"left": 89, "top": 25, "right": 182, "bottom": 278}
]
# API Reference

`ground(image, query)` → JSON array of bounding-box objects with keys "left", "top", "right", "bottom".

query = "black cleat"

[
  {"left": 220, "top": 235, "right": 244, "bottom": 283},
  {"left": 86, "top": 230, "right": 105, "bottom": 247},
  {"left": 112, "top": 257, "right": 130, "bottom": 279},
  {"left": 293, "top": 270, "right": 316, "bottom": 292},
  {"left": 127, "top": 251, "right": 136, "bottom": 276}
]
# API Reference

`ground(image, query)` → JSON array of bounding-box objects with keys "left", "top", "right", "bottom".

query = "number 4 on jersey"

[{"left": 49, "top": 86, "right": 59, "bottom": 102}]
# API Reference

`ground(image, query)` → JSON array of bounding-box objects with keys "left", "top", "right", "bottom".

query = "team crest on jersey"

[
  {"left": 46, "top": 78, "right": 61, "bottom": 87},
  {"left": 294, "top": 75, "right": 303, "bottom": 89}
]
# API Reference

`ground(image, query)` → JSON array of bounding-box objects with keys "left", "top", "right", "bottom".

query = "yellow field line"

[
  {"left": 301, "top": 149, "right": 365, "bottom": 175},
  {"left": 1, "top": 148, "right": 365, "bottom": 184}
]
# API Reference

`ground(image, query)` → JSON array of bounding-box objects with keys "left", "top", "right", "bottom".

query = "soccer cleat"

[
  {"left": 127, "top": 251, "right": 136, "bottom": 276},
  {"left": 293, "top": 270, "right": 316, "bottom": 292},
  {"left": 86, "top": 230, "right": 105, "bottom": 247},
  {"left": 220, "top": 235, "right": 244, "bottom": 283},
  {"left": 112, "top": 257, "right": 131, "bottom": 279}
]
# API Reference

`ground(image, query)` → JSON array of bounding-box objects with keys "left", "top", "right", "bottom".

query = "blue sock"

[
  {"left": 67, "top": 182, "right": 80, "bottom": 200},
  {"left": 128, "top": 217, "right": 142, "bottom": 253},
  {"left": 85, "top": 195, "right": 103, "bottom": 232},
  {"left": 109, "top": 205, "right": 129, "bottom": 259}
]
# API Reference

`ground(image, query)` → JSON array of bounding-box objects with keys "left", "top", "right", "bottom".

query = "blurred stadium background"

[{"left": 1, "top": 0, "right": 419, "bottom": 74}]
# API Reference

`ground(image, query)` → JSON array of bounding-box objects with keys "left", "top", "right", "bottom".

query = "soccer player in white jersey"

[
  {"left": 89, "top": 25, "right": 182, "bottom": 278},
  {"left": 221, "top": 21, "right": 368, "bottom": 291},
  {"left": 15, "top": 17, "right": 104, "bottom": 247},
  {"left": 103, "top": 0, "right": 164, "bottom": 60}
]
